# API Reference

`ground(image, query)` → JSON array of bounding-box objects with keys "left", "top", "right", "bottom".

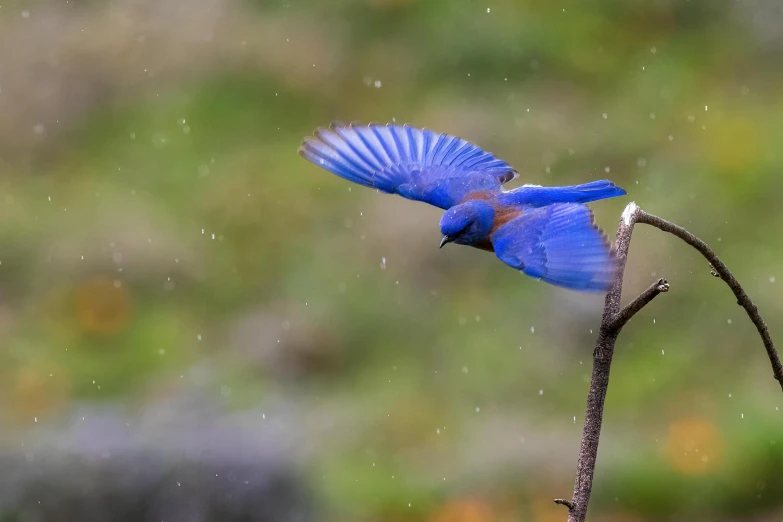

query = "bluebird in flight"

[{"left": 299, "top": 123, "right": 626, "bottom": 291}]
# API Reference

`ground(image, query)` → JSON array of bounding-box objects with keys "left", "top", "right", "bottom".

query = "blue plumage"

[
  {"left": 299, "top": 123, "right": 516, "bottom": 209},
  {"left": 498, "top": 180, "right": 626, "bottom": 207},
  {"left": 491, "top": 204, "right": 616, "bottom": 291},
  {"left": 299, "top": 122, "right": 626, "bottom": 292}
]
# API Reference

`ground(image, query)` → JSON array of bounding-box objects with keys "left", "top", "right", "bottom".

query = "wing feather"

[
  {"left": 299, "top": 123, "right": 517, "bottom": 209},
  {"left": 491, "top": 203, "right": 616, "bottom": 291}
]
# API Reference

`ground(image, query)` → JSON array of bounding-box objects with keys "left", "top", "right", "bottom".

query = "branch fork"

[{"left": 554, "top": 202, "right": 783, "bottom": 522}]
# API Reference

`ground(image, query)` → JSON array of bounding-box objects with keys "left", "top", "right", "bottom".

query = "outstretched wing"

[
  {"left": 298, "top": 122, "right": 517, "bottom": 209},
  {"left": 491, "top": 203, "right": 616, "bottom": 292}
]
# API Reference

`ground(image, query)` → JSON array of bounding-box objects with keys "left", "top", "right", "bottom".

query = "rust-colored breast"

[
  {"left": 459, "top": 192, "right": 524, "bottom": 252},
  {"left": 490, "top": 206, "right": 524, "bottom": 234}
]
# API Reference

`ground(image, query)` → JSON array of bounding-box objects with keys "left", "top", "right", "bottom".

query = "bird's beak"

[{"left": 439, "top": 235, "right": 453, "bottom": 248}]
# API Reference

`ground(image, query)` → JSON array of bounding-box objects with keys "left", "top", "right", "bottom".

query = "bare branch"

[
  {"left": 635, "top": 210, "right": 783, "bottom": 391},
  {"left": 607, "top": 278, "right": 669, "bottom": 332},
  {"left": 557, "top": 202, "right": 783, "bottom": 522}
]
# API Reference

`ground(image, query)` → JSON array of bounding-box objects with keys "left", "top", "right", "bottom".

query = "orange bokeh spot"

[
  {"left": 664, "top": 417, "right": 722, "bottom": 475},
  {"left": 428, "top": 498, "right": 494, "bottom": 522},
  {"left": 11, "top": 362, "right": 71, "bottom": 419},
  {"left": 73, "top": 276, "right": 131, "bottom": 335}
]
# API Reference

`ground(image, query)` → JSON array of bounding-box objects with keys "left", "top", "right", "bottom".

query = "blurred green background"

[{"left": 1, "top": 0, "right": 782, "bottom": 520}]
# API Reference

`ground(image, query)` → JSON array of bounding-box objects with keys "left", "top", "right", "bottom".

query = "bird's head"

[{"left": 439, "top": 200, "right": 495, "bottom": 248}]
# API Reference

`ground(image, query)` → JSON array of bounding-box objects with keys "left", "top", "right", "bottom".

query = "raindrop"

[
  {"left": 530, "top": 326, "right": 535, "bottom": 333},
  {"left": 770, "top": 276, "right": 776, "bottom": 284},
  {"left": 380, "top": 257, "right": 387, "bottom": 270},
  {"left": 475, "top": 407, "right": 480, "bottom": 412},
  {"left": 539, "top": 389, "right": 544, "bottom": 396},
  {"left": 151, "top": 132, "right": 168, "bottom": 149}
]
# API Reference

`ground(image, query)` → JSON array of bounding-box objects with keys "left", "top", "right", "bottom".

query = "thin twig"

[
  {"left": 607, "top": 278, "right": 669, "bottom": 332},
  {"left": 635, "top": 210, "right": 783, "bottom": 391},
  {"left": 555, "top": 202, "right": 782, "bottom": 522},
  {"left": 554, "top": 499, "right": 575, "bottom": 511}
]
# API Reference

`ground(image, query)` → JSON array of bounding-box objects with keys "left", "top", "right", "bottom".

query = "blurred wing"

[
  {"left": 491, "top": 203, "right": 616, "bottom": 292},
  {"left": 298, "top": 122, "right": 517, "bottom": 209}
]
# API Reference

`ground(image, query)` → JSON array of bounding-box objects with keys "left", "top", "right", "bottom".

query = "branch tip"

[
  {"left": 608, "top": 278, "right": 669, "bottom": 332},
  {"left": 554, "top": 499, "right": 575, "bottom": 511},
  {"left": 621, "top": 201, "right": 638, "bottom": 226}
]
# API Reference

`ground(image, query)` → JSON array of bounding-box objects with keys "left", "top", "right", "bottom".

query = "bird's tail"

[{"left": 500, "top": 180, "right": 626, "bottom": 207}]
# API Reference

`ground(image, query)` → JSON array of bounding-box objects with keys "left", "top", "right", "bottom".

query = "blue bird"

[{"left": 299, "top": 123, "right": 626, "bottom": 291}]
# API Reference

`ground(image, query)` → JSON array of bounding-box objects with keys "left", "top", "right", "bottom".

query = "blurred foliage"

[{"left": 1, "top": 0, "right": 782, "bottom": 520}]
